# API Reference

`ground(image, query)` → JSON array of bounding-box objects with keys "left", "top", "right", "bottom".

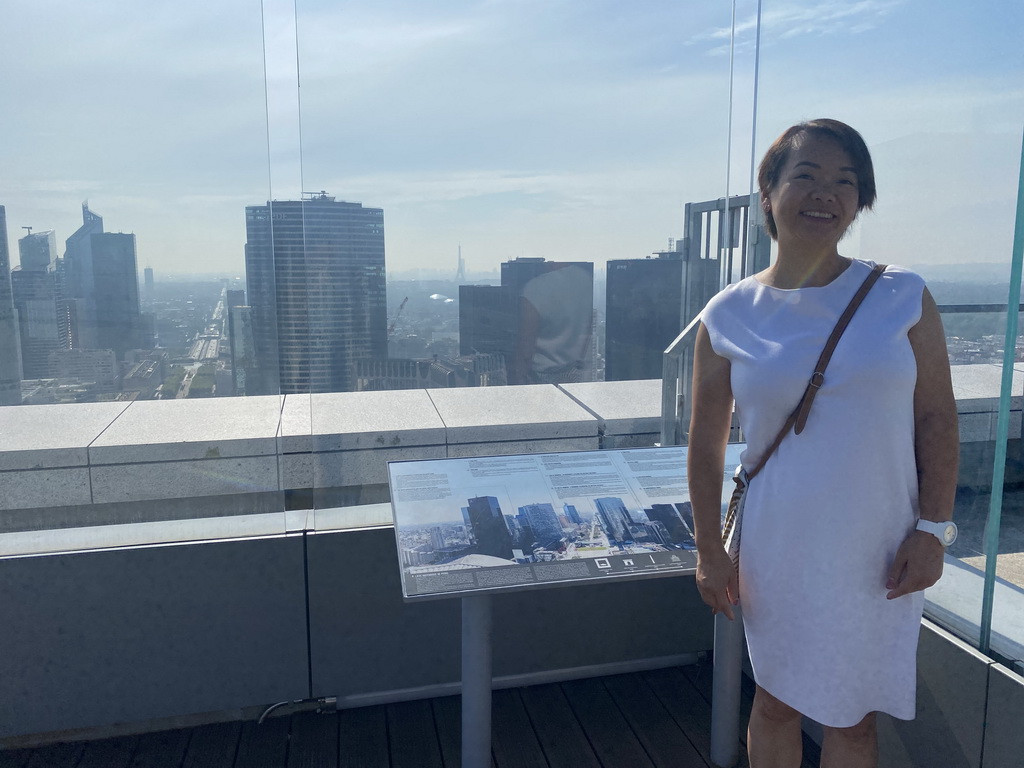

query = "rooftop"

[{"left": 1, "top": 665, "right": 822, "bottom": 768}]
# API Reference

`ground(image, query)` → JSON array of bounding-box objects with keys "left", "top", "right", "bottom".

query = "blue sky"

[{"left": 1, "top": 0, "right": 1022, "bottom": 277}]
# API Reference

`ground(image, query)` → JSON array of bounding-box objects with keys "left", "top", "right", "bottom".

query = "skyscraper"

[
  {"left": 517, "top": 502, "right": 564, "bottom": 549},
  {"left": 0, "top": 206, "right": 23, "bottom": 404},
  {"left": 143, "top": 266, "right": 154, "bottom": 309},
  {"left": 62, "top": 204, "right": 104, "bottom": 350},
  {"left": 244, "top": 193, "right": 387, "bottom": 394},
  {"left": 91, "top": 233, "right": 142, "bottom": 359},
  {"left": 19, "top": 229, "right": 56, "bottom": 271},
  {"left": 604, "top": 249, "right": 719, "bottom": 381},
  {"left": 13, "top": 230, "right": 60, "bottom": 378},
  {"left": 594, "top": 497, "right": 631, "bottom": 543},
  {"left": 62, "top": 204, "right": 143, "bottom": 360},
  {"left": 466, "top": 496, "right": 513, "bottom": 560}
]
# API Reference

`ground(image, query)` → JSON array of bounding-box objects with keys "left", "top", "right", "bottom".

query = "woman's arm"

[
  {"left": 886, "top": 287, "right": 959, "bottom": 599},
  {"left": 689, "top": 323, "right": 740, "bottom": 618}
]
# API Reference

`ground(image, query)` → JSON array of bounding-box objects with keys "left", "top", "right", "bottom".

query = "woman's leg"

[
  {"left": 820, "top": 712, "right": 877, "bottom": 768},
  {"left": 747, "top": 685, "right": 803, "bottom": 768}
]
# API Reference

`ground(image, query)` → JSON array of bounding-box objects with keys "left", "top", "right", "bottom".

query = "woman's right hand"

[{"left": 695, "top": 545, "right": 739, "bottom": 621}]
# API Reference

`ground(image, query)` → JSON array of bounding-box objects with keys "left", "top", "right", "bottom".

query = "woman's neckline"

[{"left": 752, "top": 257, "right": 863, "bottom": 292}]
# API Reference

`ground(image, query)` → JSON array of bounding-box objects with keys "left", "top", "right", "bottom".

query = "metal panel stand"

[
  {"left": 461, "top": 594, "right": 493, "bottom": 768},
  {"left": 710, "top": 605, "right": 744, "bottom": 768}
]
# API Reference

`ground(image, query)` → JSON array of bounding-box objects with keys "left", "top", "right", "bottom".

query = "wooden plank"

[
  {"left": 683, "top": 663, "right": 755, "bottom": 764},
  {"left": 680, "top": 662, "right": 713, "bottom": 705},
  {"left": 428, "top": 696, "right": 461, "bottom": 768},
  {"left": 338, "top": 705, "right": 389, "bottom": 768},
  {"left": 181, "top": 722, "right": 242, "bottom": 768},
  {"left": 559, "top": 678, "right": 655, "bottom": 768},
  {"left": 75, "top": 736, "right": 139, "bottom": 768},
  {"left": 603, "top": 673, "right": 706, "bottom": 768},
  {"left": 642, "top": 667, "right": 725, "bottom": 768},
  {"left": 430, "top": 695, "right": 498, "bottom": 768},
  {"left": 0, "top": 747, "right": 33, "bottom": 768},
  {"left": 23, "top": 742, "right": 84, "bottom": 768},
  {"left": 517, "top": 684, "right": 600, "bottom": 768},
  {"left": 235, "top": 718, "right": 290, "bottom": 768},
  {"left": 129, "top": 729, "right": 191, "bottom": 768},
  {"left": 490, "top": 689, "right": 548, "bottom": 768},
  {"left": 387, "top": 699, "right": 443, "bottom": 768},
  {"left": 287, "top": 712, "right": 338, "bottom": 768}
]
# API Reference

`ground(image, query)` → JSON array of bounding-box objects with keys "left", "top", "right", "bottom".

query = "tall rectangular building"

[
  {"left": 604, "top": 250, "right": 719, "bottom": 381},
  {"left": 12, "top": 230, "right": 59, "bottom": 379},
  {"left": 11, "top": 269, "right": 59, "bottom": 378},
  {"left": 91, "top": 232, "right": 142, "bottom": 359},
  {"left": 0, "top": 206, "right": 23, "bottom": 404},
  {"left": 62, "top": 204, "right": 104, "bottom": 350},
  {"left": 244, "top": 193, "right": 387, "bottom": 394},
  {"left": 62, "top": 204, "right": 143, "bottom": 360}
]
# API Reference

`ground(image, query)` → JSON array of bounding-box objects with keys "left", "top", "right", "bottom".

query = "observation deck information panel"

[{"left": 390, "top": 444, "right": 744, "bottom": 600}]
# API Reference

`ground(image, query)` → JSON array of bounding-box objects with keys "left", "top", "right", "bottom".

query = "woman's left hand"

[{"left": 885, "top": 530, "right": 945, "bottom": 599}]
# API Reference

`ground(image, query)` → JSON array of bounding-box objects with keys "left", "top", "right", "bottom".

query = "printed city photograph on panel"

[{"left": 390, "top": 445, "right": 743, "bottom": 598}]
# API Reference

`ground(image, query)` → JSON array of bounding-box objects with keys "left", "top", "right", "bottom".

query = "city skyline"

[{"left": 1, "top": 1, "right": 1021, "bottom": 277}]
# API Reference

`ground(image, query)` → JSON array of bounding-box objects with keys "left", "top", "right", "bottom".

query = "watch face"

[{"left": 942, "top": 523, "right": 957, "bottom": 546}]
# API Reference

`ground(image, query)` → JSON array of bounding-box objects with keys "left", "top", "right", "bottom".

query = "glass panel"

[
  {"left": 0, "top": 1, "right": 290, "bottom": 552},
  {"left": 753, "top": 0, "right": 1024, "bottom": 647},
  {"left": 990, "top": 134, "right": 1024, "bottom": 664},
  {"left": 290, "top": 1, "right": 740, "bottom": 531}
]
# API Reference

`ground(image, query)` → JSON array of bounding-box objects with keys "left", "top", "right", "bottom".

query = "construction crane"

[{"left": 388, "top": 296, "right": 408, "bottom": 339}]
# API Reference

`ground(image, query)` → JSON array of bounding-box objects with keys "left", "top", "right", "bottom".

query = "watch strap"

[{"left": 916, "top": 518, "right": 957, "bottom": 546}]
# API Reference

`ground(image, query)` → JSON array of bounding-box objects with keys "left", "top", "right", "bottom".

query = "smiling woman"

[
  {"left": 688, "top": 119, "right": 960, "bottom": 768},
  {"left": 757, "top": 119, "right": 877, "bottom": 249}
]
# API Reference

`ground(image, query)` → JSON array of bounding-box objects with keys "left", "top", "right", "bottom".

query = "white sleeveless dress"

[{"left": 701, "top": 259, "right": 926, "bottom": 727}]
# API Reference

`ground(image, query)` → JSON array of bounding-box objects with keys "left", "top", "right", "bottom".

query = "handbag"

[{"left": 721, "top": 263, "right": 887, "bottom": 567}]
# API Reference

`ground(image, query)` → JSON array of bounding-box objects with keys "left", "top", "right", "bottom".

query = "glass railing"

[{"left": 2, "top": 0, "right": 1022, "bottom": 671}]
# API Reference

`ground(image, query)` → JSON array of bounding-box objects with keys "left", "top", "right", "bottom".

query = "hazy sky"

[{"left": 2, "top": 0, "right": 1022, "bottom": 277}]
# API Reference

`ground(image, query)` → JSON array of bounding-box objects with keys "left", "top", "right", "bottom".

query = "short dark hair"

[{"left": 758, "top": 119, "right": 877, "bottom": 240}]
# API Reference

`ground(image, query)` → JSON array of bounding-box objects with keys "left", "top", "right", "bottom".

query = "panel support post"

[
  {"left": 461, "top": 593, "right": 493, "bottom": 768},
  {"left": 710, "top": 605, "right": 744, "bottom": 768}
]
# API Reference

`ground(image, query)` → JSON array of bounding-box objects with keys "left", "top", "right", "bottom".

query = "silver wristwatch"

[{"left": 916, "top": 519, "right": 958, "bottom": 547}]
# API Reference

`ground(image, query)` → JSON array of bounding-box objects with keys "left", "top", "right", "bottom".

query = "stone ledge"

[{"left": 0, "top": 373, "right": 1014, "bottom": 518}]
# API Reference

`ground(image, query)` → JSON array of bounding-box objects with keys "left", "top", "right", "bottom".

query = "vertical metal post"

[
  {"left": 461, "top": 594, "right": 493, "bottom": 768},
  {"left": 710, "top": 605, "right": 744, "bottom": 768}
]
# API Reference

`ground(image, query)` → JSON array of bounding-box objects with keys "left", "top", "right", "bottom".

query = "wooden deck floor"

[{"left": 0, "top": 664, "right": 820, "bottom": 768}]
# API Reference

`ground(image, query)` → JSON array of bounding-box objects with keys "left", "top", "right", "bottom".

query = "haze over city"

[{"left": 2, "top": 0, "right": 1022, "bottom": 277}]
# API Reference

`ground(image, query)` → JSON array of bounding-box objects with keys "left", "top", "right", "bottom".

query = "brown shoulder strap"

[{"left": 746, "top": 263, "right": 886, "bottom": 481}]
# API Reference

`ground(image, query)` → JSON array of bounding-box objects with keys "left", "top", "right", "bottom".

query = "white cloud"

[{"left": 689, "top": 0, "right": 905, "bottom": 55}]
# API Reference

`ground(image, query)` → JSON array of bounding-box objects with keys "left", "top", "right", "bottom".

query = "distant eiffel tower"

[{"left": 455, "top": 245, "right": 466, "bottom": 282}]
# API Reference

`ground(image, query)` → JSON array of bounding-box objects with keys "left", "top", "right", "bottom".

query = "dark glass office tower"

[
  {"left": 517, "top": 502, "right": 564, "bottom": 549},
  {"left": 605, "top": 254, "right": 683, "bottom": 381},
  {"left": 466, "top": 496, "right": 513, "bottom": 560},
  {"left": 91, "top": 233, "right": 142, "bottom": 360},
  {"left": 594, "top": 496, "right": 631, "bottom": 543},
  {"left": 0, "top": 206, "right": 23, "bottom": 404},
  {"left": 604, "top": 249, "right": 719, "bottom": 381},
  {"left": 244, "top": 193, "right": 387, "bottom": 394}
]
